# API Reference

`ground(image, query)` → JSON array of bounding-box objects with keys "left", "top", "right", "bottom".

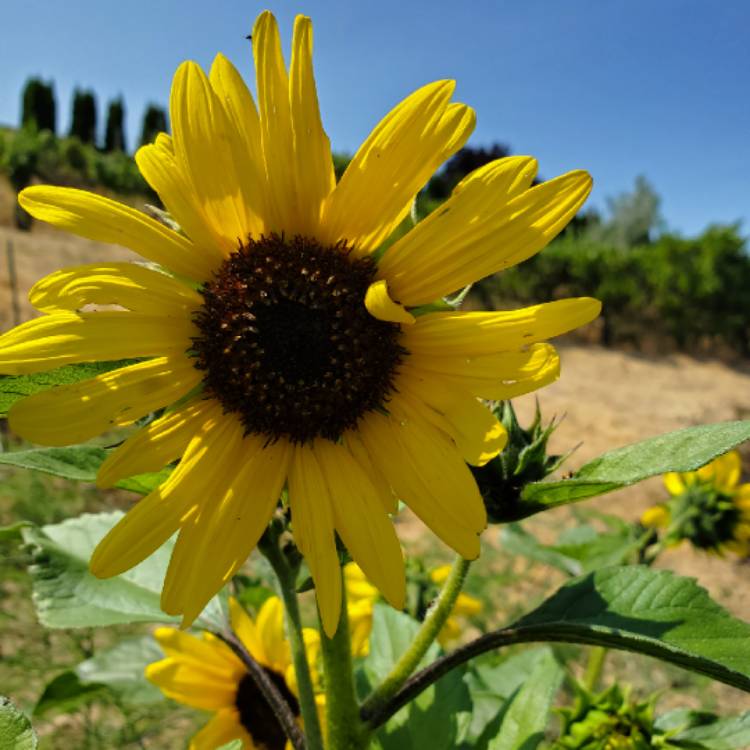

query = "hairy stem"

[
  {"left": 320, "top": 577, "right": 368, "bottom": 750},
  {"left": 261, "top": 534, "right": 325, "bottom": 750},
  {"left": 360, "top": 555, "right": 471, "bottom": 722}
]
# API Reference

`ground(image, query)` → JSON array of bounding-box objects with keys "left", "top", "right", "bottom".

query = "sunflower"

[
  {"left": 0, "top": 10, "right": 599, "bottom": 635},
  {"left": 146, "top": 596, "right": 320, "bottom": 750},
  {"left": 641, "top": 450, "right": 750, "bottom": 555}
]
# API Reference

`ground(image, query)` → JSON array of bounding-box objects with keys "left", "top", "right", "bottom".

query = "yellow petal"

[
  {"left": 18, "top": 186, "right": 212, "bottom": 282},
  {"left": 189, "top": 709, "right": 249, "bottom": 750},
  {"left": 209, "top": 53, "right": 269, "bottom": 229},
  {"left": 406, "top": 343, "right": 560, "bottom": 400},
  {"left": 253, "top": 11, "right": 299, "bottom": 234},
  {"left": 145, "top": 659, "right": 239, "bottom": 710},
  {"left": 453, "top": 592, "right": 483, "bottom": 617},
  {"left": 151, "top": 626, "right": 242, "bottom": 675},
  {"left": 255, "top": 596, "right": 292, "bottom": 674},
  {"left": 315, "top": 440, "right": 406, "bottom": 610},
  {"left": 364, "top": 280, "right": 415, "bottom": 324},
  {"left": 157, "top": 416, "right": 250, "bottom": 623},
  {"left": 171, "top": 61, "right": 257, "bottom": 243},
  {"left": 401, "top": 298, "right": 602, "bottom": 356},
  {"left": 8, "top": 356, "right": 201, "bottom": 446},
  {"left": 288, "top": 443, "right": 342, "bottom": 638},
  {"left": 344, "top": 433, "right": 399, "bottom": 514},
  {"left": 429, "top": 565, "right": 452, "bottom": 585},
  {"left": 29, "top": 262, "right": 203, "bottom": 315},
  {"left": 135, "top": 141, "right": 231, "bottom": 259},
  {"left": 289, "top": 15, "right": 335, "bottom": 236},
  {"left": 96, "top": 398, "right": 218, "bottom": 488},
  {"left": 380, "top": 169, "right": 592, "bottom": 305},
  {"left": 89, "top": 408, "right": 233, "bottom": 578},
  {"left": 0, "top": 312, "right": 195, "bottom": 375},
  {"left": 320, "top": 81, "right": 474, "bottom": 254},
  {"left": 396, "top": 370, "right": 507, "bottom": 466},
  {"left": 230, "top": 597, "right": 266, "bottom": 666},
  {"left": 641, "top": 505, "right": 670, "bottom": 528},
  {"left": 702, "top": 451, "right": 742, "bottom": 493},
  {"left": 663, "top": 472, "right": 686, "bottom": 496},
  {"left": 344, "top": 562, "right": 380, "bottom": 604},
  {"left": 358, "top": 407, "right": 484, "bottom": 559}
]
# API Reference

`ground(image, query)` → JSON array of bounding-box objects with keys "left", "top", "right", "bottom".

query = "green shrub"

[{"left": 483, "top": 225, "right": 750, "bottom": 354}]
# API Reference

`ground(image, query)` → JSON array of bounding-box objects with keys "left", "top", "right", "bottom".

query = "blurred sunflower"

[
  {"left": 0, "top": 10, "right": 599, "bottom": 634},
  {"left": 146, "top": 596, "right": 321, "bottom": 750},
  {"left": 641, "top": 450, "right": 750, "bottom": 555}
]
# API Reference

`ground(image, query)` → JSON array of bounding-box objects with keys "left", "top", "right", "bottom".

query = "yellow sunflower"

[
  {"left": 0, "top": 10, "right": 599, "bottom": 635},
  {"left": 642, "top": 450, "right": 750, "bottom": 555},
  {"left": 146, "top": 596, "right": 320, "bottom": 750}
]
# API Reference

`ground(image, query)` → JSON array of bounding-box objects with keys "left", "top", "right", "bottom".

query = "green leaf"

[
  {"left": 365, "top": 604, "right": 440, "bottom": 685},
  {"left": 75, "top": 636, "right": 165, "bottom": 704},
  {"left": 672, "top": 712, "right": 750, "bottom": 749},
  {"left": 0, "top": 446, "right": 107, "bottom": 482},
  {"left": 0, "top": 521, "right": 31, "bottom": 541},
  {"left": 488, "top": 648, "right": 564, "bottom": 750},
  {"left": 520, "top": 421, "right": 750, "bottom": 515},
  {"left": 216, "top": 742, "right": 244, "bottom": 750},
  {"left": 513, "top": 566, "right": 750, "bottom": 694},
  {"left": 0, "top": 361, "right": 133, "bottom": 417},
  {"left": 0, "top": 696, "right": 37, "bottom": 750},
  {"left": 460, "top": 648, "right": 560, "bottom": 750},
  {"left": 33, "top": 671, "right": 109, "bottom": 717},
  {"left": 21, "top": 511, "right": 222, "bottom": 628},
  {"left": 0, "top": 445, "right": 170, "bottom": 494}
]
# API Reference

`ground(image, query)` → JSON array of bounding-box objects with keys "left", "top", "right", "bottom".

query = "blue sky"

[{"left": 1, "top": 0, "right": 748, "bottom": 235}]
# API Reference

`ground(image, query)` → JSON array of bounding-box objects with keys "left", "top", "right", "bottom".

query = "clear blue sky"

[{"left": 1, "top": 0, "right": 748, "bottom": 236}]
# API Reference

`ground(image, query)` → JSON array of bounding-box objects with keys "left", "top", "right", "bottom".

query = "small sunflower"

[
  {"left": 641, "top": 450, "right": 750, "bottom": 555},
  {"left": 0, "top": 10, "right": 599, "bottom": 634},
  {"left": 146, "top": 596, "right": 320, "bottom": 750}
]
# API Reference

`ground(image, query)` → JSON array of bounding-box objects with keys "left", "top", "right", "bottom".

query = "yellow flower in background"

[
  {"left": 344, "top": 563, "right": 377, "bottom": 657},
  {"left": 146, "top": 596, "right": 320, "bottom": 750},
  {"left": 429, "top": 564, "right": 483, "bottom": 645},
  {"left": 0, "top": 9, "right": 599, "bottom": 635},
  {"left": 642, "top": 450, "right": 750, "bottom": 555}
]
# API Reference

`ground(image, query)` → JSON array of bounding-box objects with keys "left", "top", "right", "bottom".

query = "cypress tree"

[
  {"left": 69, "top": 88, "right": 97, "bottom": 144},
  {"left": 104, "top": 97, "right": 127, "bottom": 152},
  {"left": 21, "top": 77, "right": 56, "bottom": 133},
  {"left": 139, "top": 104, "right": 168, "bottom": 147}
]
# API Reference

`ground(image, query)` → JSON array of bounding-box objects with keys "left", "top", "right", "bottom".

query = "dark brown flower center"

[
  {"left": 192, "top": 234, "right": 405, "bottom": 443},
  {"left": 234, "top": 670, "right": 300, "bottom": 749}
]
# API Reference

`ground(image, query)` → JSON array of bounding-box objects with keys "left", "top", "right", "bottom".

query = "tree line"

[{"left": 20, "top": 78, "right": 167, "bottom": 153}]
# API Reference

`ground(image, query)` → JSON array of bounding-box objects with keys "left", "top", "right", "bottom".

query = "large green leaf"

[
  {"left": 488, "top": 648, "right": 564, "bottom": 750},
  {"left": 0, "top": 696, "right": 37, "bottom": 750},
  {"left": 500, "top": 522, "right": 646, "bottom": 577},
  {"left": 0, "top": 361, "right": 133, "bottom": 417},
  {"left": 512, "top": 566, "right": 750, "bottom": 693},
  {"left": 76, "top": 636, "right": 165, "bottom": 704},
  {"left": 21, "top": 511, "right": 223, "bottom": 628},
  {"left": 33, "top": 672, "right": 109, "bottom": 717},
  {"left": 365, "top": 604, "right": 440, "bottom": 685},
  {"left": 367, "top": 605, "right": 470, "bottom": 750},
  {"left": 0, "top": 445, "right": 169, "bottom": 494},
  {"left": 672, "top": 712, "right": 750, "bottom": 749},
  {"left": 459, "top": 648, "right": 561, "bottom": 750},
  {"left": 519, "top": 421, "right": 750, "bottom": 515}
]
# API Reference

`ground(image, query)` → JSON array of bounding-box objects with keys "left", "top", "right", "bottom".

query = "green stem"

[
  {"left": 583, "top": 646, "right": 607, "bottom": 692},
  {"left": 360, "top": 555, "right": 471, "bottom": 722},
  {"left": 262, "top": 536, "right": 325, "bottom": 750},
  {"left": 320, "top": 576, "right": 368, "bottom": 750}
]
